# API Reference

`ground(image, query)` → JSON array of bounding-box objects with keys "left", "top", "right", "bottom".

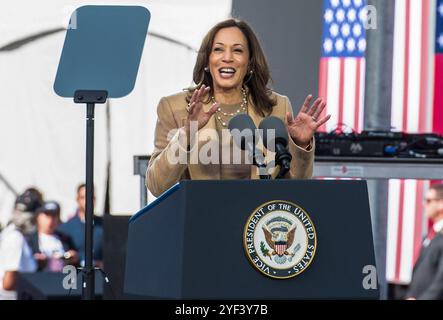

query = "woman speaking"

[{"left": 146, "top": 19, "right": 330, "bottom": 197}]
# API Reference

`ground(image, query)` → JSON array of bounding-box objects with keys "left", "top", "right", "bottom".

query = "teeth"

[{"left": 220, "top": 68, "right": 235, "bottom": 73}]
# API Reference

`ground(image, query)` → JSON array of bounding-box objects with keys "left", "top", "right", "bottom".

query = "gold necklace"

[{"left": 212, "top": 88, "right": 248, "bottom": 127}]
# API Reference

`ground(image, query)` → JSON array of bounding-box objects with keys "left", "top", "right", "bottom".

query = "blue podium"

[{"left": 124, "top": 180, "right": 379, "bottom": 299}]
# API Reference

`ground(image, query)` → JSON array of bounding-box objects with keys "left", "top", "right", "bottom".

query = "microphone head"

[
  {"left": 228, "top": 114, "right": 257, "bottom": 150},
  {"left": 258, "top": 116, "right": 289, "bottom": 149}
]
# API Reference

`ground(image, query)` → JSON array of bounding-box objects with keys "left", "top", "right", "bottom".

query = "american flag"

[
  {"left": 386, "top": 0, "right": 443, "bottom": 285},
  {"left": 319, "top": 0, "right": 443, "bottom": 285},
  {"left": 319, "top": 0, "right": 367, "bottom": 133}
]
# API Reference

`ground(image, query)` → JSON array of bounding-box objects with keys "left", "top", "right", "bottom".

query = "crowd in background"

[
  {"left": 1, "top": 182, "right": 442, "bottom": 300},
  {"left": 0, "top": 184, "right": 103, "bottom": 300}
]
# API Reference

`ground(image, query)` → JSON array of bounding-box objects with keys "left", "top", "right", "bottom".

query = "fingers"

[
  {"left": 300, "top": 95, "right": 313, "bottom": 113},
  {"left": 207, "top": 102, "right": 220, "bottom": 116},
  {"left": 190, "top": 87, "right": 198, "bottom": 104},
  {"left": 190, "top": 84, "right": 210, "bottom": 105},
  {"left": 188, "top": 88, "right": 199, "bottom": 114},
  {"left": 191, "top": 85, "right": 211, "bottom": 115},
  {"left": 196, "top": 85, "right": 210, "bottom": 103},
  {"left": 188, "top": 101, "right": 196, "bottom": 115},
  {"left": 199, "top": 102, "right": 220, "bottom": 126},
  {"left": 192, "top": 98, "right": 203, "bottom": 115},
  {"left": 307, "top": 98, "right": 322, "bottom": 116},
  {"left": 188, "top": 85, "right": 214, "bottom": 118},
  {"left": 300, "top": 94, "right": 327, "bottom": 119},
  {"left": 286, "top": 112, "right": 294, "bottom": 125},
  {"left": 315, "top": 114, "right": 331, "bottom": 128},
  {"left": 312, "top": 101, "right": 327, "bottom": 119},
  {"left": 195, "top": 84, "right": 205, "bottom": 102}
]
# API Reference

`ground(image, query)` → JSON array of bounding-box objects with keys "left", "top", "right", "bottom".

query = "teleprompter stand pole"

[{"left": 74, "top": 90, "right": 108, "bottom": 300}]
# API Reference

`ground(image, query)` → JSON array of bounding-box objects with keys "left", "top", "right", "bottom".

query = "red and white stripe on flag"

[
  {"left": 275, "top": 244, "right": 287, "bottom": 256},
  {"left": 319, "top": 57, "right": 366, "bottom": 133},
  {"left": 318, "top": 0, "right": 367, "bottom": 133},
  {"left": 386, "top": 0, "right": 437, "bottom": 284}
]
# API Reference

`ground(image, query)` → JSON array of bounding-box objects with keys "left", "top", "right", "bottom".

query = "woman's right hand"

[{"left": 185, "top": 84, "right": 219, "bottom": 140}]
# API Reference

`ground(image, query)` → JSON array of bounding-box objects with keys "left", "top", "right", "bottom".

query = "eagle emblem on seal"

[{"left": 261, "top": 217, "right": 298, "bottom": 264}]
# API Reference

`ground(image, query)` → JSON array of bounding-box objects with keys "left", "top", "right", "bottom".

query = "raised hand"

[
  {"left": 186, "top": 84, "right": 219, "bottom": 135},
  {"left": 286, "top": 95, "right": 331, "bottom": 148}
]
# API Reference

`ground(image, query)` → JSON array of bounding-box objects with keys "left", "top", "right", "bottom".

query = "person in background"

[
  {"left": 0, "top": 188, "right": 42, "bottom": 300},
  {"left": 406, "top": 183, "right": 443, "bottom": 300},
  {"left": 58, "top": 183, "right": 103, "bottom": 268},
  {"left": 27, "top": 201, "right": 79, "bottom": 272}
]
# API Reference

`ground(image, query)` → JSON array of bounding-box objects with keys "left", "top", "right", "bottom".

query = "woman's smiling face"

[{"left": 209, "top": 27, "right": 250, "bottom": 92}]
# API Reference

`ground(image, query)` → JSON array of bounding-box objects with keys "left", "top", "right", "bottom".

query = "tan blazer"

[{"left": 146, "top": 91, "right": 315, "bottom": 197}]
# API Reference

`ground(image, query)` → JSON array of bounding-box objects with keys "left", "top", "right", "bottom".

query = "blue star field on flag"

[
  {"left": 437, "top": 0, "right": 443, "bottom": 53},
  {"left": 321, "top": 0, "right": 367, "bottom": 58}
]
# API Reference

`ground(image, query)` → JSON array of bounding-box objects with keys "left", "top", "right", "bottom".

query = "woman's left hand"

[{"left": 286, "top": 95, "right": 331, "bottom": 148}]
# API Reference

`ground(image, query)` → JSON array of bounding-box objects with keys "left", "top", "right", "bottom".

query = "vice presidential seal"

[{"left": 243, "top": 200, "right": 317, "bottom": 279}]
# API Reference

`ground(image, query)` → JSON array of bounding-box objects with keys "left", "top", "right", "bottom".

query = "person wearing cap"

[
  {"left": 0, "top": 188, "right": 42, "bottom": 300},
  {"left": 27, "top": 201, "right": 79, "bottom": 272}
]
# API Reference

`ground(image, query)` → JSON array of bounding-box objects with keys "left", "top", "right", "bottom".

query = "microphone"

[
  {"left": 228, "top": 114, "right": 270, "bottom": 179},
  {"left": 259, "top": 116, "right": 292, "bottom": 179}
]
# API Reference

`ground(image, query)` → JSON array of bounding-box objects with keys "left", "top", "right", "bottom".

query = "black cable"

[{"left": 95, "top": 267, "right": 117, "bottom": 300}]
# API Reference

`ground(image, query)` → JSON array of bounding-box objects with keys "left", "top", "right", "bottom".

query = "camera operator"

[{"left": 27, "top": 201, "right": 79, "bottom": 272}]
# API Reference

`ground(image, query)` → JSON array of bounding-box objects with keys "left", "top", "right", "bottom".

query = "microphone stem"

[{"left": 275, "top": 143, "right": 292, "bottom": 179}]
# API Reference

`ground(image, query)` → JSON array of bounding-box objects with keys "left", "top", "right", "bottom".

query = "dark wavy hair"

[{"left": 189, "top": 19, "right": 276, "bottom": 116}]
